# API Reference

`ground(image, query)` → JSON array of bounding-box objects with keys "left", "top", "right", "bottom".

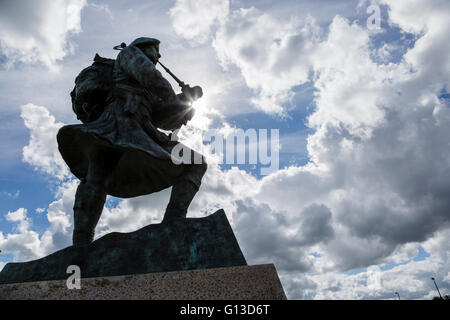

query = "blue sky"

[{"left": 0, "top": 0, "right": 449, "bottom": 300}]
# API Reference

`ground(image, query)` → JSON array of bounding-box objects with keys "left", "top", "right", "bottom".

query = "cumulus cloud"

[
  {"left": 0, "top": 177, "right": 81, "bottom": 263},
  {"left": 250, "top": 6, "right": 449, "bottom": 275},
  {"left": 170, "top": 2, "right": 322, "bottom": 114},
  {"left": 95, "top": 190, "right": 171, "bottom": 239},
  {"left": 213, "top": 8, "right": 321, "bottom": 114},
  {"left": 232, "top": 200, "right": 334, "bottom": 272},
  {"left": 40, "top": 179, "right": 79, "bottom": 251},
  {"left": 193, "top": 0, "right": 449, "bottom": 298},
  {"left": 380, "top": 0, "right": 450, "bottom": 85},
  {"left": 0, "top": 105, "right": 79, "bottom": 262},
  {"left": 6, "top": 208, "right": 30, "bottom": 233},
  {"left": 308, "top": 228, "right": 450, "bottom": 299},
  {"left": 309, "top": 16, "right": 387, "bottom": 139},
  {"left": 0, "top": 208, "right": 43, "bottom": 261},
  {"left": 0, "top": 0, "right": 86, "bottom": 70},
  {"left": 21, "top": 103, "right": 69, "bottom": 180},
  {"left": 170, "top": 0, "right": 229, "bottom": 45}
]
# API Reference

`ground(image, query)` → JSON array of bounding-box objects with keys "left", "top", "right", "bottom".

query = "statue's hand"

[{"left": 182, "top": 85, "right": 203, "bottom": 102}]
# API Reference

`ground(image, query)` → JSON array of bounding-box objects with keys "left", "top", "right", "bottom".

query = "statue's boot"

[
  {"left": 162, "top": 179, "right": 199, "bottom": 223},
  {"left": 72, "top": 182, "right": 106, "bottom": 247}
]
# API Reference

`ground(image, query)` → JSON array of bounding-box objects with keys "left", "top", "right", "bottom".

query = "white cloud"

[
  {"left": 6, "top": 208, "right": 30, "bottom": 233},
  {"left": 0, "top": 105, "right": 78, "bottom": 261},
  {"left": 380, "top": 0, "right": 450, "bottom": 85},
  {"left": 170, "top": 3, "right": 322, "bottom": 114},
  {"left": 308, "top": 228, "right": 450, "bottom": 300},
  {"left": 21, "top": 103, "right": 69, "bottom": 180},
  {"left": 0, "top": 179, "right": 78, "bottom": 262},
  {"left": 0, "top": 208, "right": 43, "bottom": 261},
  {"left": 170, "top": 0, "right": 229, "bottom": 45},
  {"left": 95, "top": 191, "right": 170, "bottom": 238},
  {"left": 35, "top": 179, "right": 79, "bottom": 253},
  {"left": 213, "top": 8, "right": 321, "bottom": 114},
  {"left": 309, "top": 16, "right": 387, "bottom": 139},
  {"left": 0, "top": 0, "right": 86, "bottom": 70}
]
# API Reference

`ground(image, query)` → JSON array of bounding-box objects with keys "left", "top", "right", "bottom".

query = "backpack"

[{"left": 71, "top": 54, "right": 115, "bottom": 123}]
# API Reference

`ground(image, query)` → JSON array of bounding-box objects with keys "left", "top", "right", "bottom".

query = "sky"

[{"left": 0, "top": 0, "right": 449, "bottom": 300}]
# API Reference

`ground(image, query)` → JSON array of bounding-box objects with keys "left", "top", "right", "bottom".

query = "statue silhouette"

[{"left": 57, "top": 37, "right": 207, "bottom": 247}]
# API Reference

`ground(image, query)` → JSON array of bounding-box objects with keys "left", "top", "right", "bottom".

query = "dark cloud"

[
  {"left": 232, "top": 199, "right": 335, "bottom": 273},
  {"left": 233, "top": 199, "right": 312, "bottom": 272},
  {"left": 296, "top": 203, "right": 334, "bottom": 246}
]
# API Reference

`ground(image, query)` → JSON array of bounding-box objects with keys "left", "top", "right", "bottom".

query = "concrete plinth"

[{"left": 0, "top": 264, "right": 287, "bottom": 300}]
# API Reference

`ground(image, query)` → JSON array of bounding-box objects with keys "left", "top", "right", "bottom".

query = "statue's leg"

[
  {"left": 162, "top": 158, "right": 207, "bottom": 223},
  {"left": 73, "top": 182, "right": 106, "bottom": 246},
  {"left": 72, "top": 147, "right": 121, "bottom": 247}
]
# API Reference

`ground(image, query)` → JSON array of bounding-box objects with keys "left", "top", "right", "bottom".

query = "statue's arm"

[{"left": 117, "top": 46, "right": 178, "bottom": 103}]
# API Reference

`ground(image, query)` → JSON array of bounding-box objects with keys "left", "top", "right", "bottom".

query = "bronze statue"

[{"left": 57, "top": 37, "right": 207, "bottom": 247}]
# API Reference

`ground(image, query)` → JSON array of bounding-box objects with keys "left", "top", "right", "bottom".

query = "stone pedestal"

[{"left": 0, "top": 264, "right": 286, "bottom": 300}]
